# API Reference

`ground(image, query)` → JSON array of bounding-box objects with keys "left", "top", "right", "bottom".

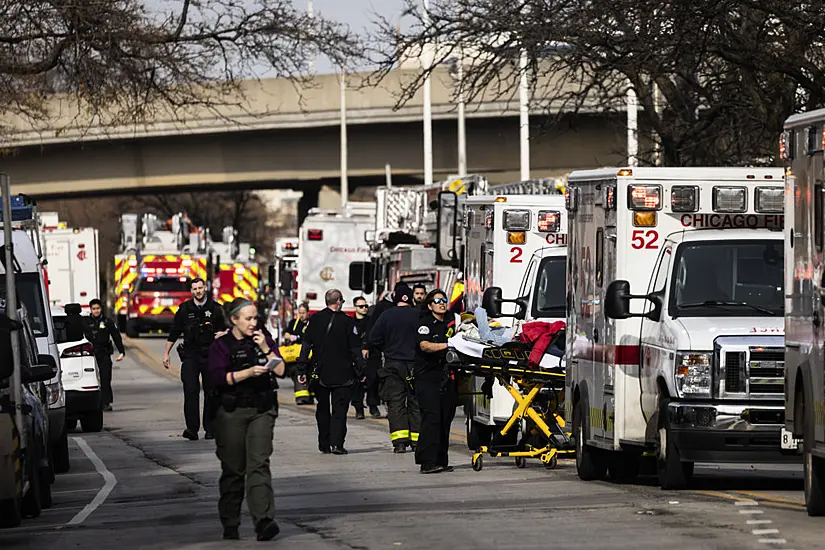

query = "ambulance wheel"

[
  {"left": 803, "top": 392, "right": 825, "bottom": 516},
  {"left": 514, "top": 456, "right": 527, "bottom": 469},
  {"left": 657, "top": 398, "right": 693, "bottom": 490},
  {"left": 573, "top": 400, "right": 606, "bottom": 481},
  {"left": 126, "top": 321, "right": 139, "bottom": 338},
  {"left": 472, "top": 454, "right": 483, "bottom": 472}
]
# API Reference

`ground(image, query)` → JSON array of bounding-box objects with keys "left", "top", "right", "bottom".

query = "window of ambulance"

[
  {"left": 670, "top": 240, "right": 783, "bottom": 317},
  {"left": 0, "top": 273, "right": 49, "bottom": 336},
  {"left": 531, "top": 256, "right": 566, "bottom": 319}
]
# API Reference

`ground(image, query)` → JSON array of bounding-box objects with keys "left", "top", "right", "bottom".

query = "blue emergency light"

[{"left": 0, "top": 194, "right": 36, "bottom": 223}]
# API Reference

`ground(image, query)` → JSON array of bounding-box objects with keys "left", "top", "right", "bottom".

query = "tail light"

[
  {"left": 62, "top": 342, "right": 94, "bottom": 358},
  {"left": 307, "top": 229, "right": 323, "bottom": 241}
]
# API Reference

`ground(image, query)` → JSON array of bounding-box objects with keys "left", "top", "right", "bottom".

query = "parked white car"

[{"left": 51, "top": 305, "right": 103, "bottom": 433}]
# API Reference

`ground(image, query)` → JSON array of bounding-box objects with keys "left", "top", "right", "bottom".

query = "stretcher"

[{"left": 446, "top": 334, "right": 574, "bottom": 471}]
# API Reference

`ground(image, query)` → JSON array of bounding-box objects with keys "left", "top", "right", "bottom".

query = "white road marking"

[
  {"left": 739, "top": 509, "right": 764, "bottom": 514},
  {"left": 747, "top": 520, "right": 773, "bottom": 525},
  {"left": 752, "top": 529, "right": 780, "bottom": 535},
  {"left": 67, "top": 437, "right": 118, "bottom": 526},
  {"left": 736, "top": 500, "right": 759, "bottom": 506},
  {"left": 758, "top": 539, "right": 787, "bottom": 545}
]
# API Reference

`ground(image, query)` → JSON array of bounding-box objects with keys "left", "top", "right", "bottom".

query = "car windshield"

[
  {"left": 532, "top": 256, "right": 566, "bottom": 319},
  {"left": 670, "top": 240, "right": 783, "bottom": 317},
  {"left": 0, "top": 273, "right": 48, "bottom": 336},
  {"left": 136, "top": 277, "right": 189, "bottom": 293}
]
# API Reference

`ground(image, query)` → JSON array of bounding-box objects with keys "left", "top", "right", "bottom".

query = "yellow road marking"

[
  {"left": 694, "top": 489, "right": 805, "bottom": 511},
  {"left": 731, "top": 490, "right": 805, "bottom": 506}
]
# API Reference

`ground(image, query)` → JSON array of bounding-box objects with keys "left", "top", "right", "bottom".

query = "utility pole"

[
  {"left": 340, "top": 72, "right": 348, "bottom": 207},
  {"left": 519, "top": 48, "right": 530, "bottom": 180},
  {"left": 422, "top": 0, "right": 433, "bottom": 186}
]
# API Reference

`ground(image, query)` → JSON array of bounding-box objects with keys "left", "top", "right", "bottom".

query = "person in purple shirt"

[{"left": 207, "top": 298, "right": 285, "bottom": 542}]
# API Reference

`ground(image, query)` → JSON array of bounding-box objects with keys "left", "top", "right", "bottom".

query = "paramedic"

[
  {"left": 368, "top": 284, "right": 422, "bottom": 453},
  {"left": 283, "top": 303, "right": 312, "bottom": 405},
  {"left": 85, "top": 299, "right": 125, "bottom": 412},
  {"left": 415, "top": 289, "right": 457, "bottom": 474},
  {"left": 412, "top": 283, "right": 427, "bottom": 306},
  {"left": 207, "top": 298, "right": 284, "bottom": 542},
  {"left": 164, "top": 277, "right": 228, "bottom": 441},
  {"left": 296, "top": 289, "right": 365, "bottom": 455},
  {"left": 351, "top": 296, "right": 376, "bottom": 419}
]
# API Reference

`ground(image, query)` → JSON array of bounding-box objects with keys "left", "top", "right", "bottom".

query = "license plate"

[
  {"left": 781, "top": 427, "right": 800, "bottom": 450},
  {"left": 160, "top": 299, "right": 174, "bottom": 306}
]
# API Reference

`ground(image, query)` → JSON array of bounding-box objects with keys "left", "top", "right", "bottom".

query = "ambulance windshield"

[
  {"left": 532, "top": 256, "right": 566, "bottom": 319},
  {"left": 670, "top": 240, "right": 783, "bottom": 317}
]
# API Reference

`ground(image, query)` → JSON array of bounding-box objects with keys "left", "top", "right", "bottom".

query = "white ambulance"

[
  {"left": 781, "top": 111, "right": 825, "bottom": 515},
  {"left": 463, "top": 192, "right": 568, "bottom": 449},
  {"left": 40, "top": 213, "right": 100, "bottom": 310},
  {"left": 298, "top": 202, "right": 375, "bottom": 314},
  {"left": 565, "top": 167, "right": 791, "bottom": 490}
]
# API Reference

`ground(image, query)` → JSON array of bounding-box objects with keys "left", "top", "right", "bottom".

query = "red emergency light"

[
  {"left": 307, "top": 229, "right": 323, "bottom": 241},
  {"left": 537, "top": 210, "right": 561, "bottom": 232}
]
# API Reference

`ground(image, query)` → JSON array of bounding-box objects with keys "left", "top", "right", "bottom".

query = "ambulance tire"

[
  {"left": 803, "top": 390, "right": 825, "bottom": 516},
  {"left": 573, "top": 400, "right": 606, "bottom": 481},
  {"left": 657, "top": 398, "right": 693, "bottom": 490},
  {"left": 126, "top": 321, "right": 139, "bottom": 339},
  {"left": 466, "top": 418, "right": 492, "bottom": 451}
]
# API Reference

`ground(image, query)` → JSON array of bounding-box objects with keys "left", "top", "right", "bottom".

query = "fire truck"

[
  {"left": 460, "top": 178, "right": 568, "bottom": 449},
  {"left": 210, "top": 226, "right": 259, "bottom": 305},
  {"left": 39, "top": 213, "right": 100, "bottom": 310},
  {"left": 113, "top": 213, "right": 210, "bottom": 337},
  {"left": 564, "top": 167, "right": 789, "bottom": 490},
  {"left": 781, "top": 111, "right": 825, "bottom": 515},
  {"left": 299, "top": 202, "right": 375, "bottom": 314}
]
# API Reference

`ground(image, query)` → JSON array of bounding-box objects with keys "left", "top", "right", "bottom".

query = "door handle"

[{"left": 593, "top": 328, "right": 600, "bottom": 343}]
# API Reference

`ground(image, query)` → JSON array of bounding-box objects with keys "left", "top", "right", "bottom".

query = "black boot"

[
  {"left": 369, "top": 406, "right": 381, "bottom": 418},
  {"left": 222, "top": 526, "right": 240, "bottom": 540},
  {"left": 256, "top": 519, "right": 281, "bottom": 541},
  {"left": 355, "top": 408, "right": 365, "bottom": 420},
  {"left": 393, "top": 442, "right": 407, "bottom": 453}
]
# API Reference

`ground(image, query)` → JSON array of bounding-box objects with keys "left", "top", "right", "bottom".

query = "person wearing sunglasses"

[
  {"left": 414, "top": 289, "right": 458, "bottom": 474},
  {"left": 351, "top": 296, "right": 379, "bottom": 419}
]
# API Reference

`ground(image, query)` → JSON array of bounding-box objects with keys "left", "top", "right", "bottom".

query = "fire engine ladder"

[{"left": 488, "top": 177, "right": 566, "bottom": 196}]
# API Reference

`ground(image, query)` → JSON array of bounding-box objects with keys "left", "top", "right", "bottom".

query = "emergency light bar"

[
  {"left": 565, "top": 187, "right": 578, "bottom": 212},
  {"left": 671, "top": 186, "right": 699, "bottom": 213},
  {"left": 712, "top": 186, "right": 746, "bottom": 213},
  {"left": 537, "top": 210, "right": 561, "bottom": 232},
  {"left": 755, "top": 187, "right": 783, "bottom": 213},
  {"left": 307, "top": 229, "right": 323, "bottom": 241},
  {"left": 0, "top": 194, "right": 36, "bottom": 223},
  {"left": 628, "top": 185, "right": 661, "bottom": 211},
  {"left": 503, "top": 210, "right": 530, "bottom": 231},
  {"left": 604, "top": 185, "right": 616, "bottom": 210}
]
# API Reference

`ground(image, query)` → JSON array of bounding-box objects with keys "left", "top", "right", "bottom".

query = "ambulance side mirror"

[
  {"left": 268, "top": 264, "right": 276, "bottom": 288},
  {"left": 482, "top": 287, "right": 527, "bottom": 319},
  {"left": 604, "top": 280, "right": 662, "bottom": 321},
  {"left": 348, "top": 261, "right": 374, "bottom": 295}
]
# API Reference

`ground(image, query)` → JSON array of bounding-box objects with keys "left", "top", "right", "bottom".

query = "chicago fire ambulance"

[
  {"left": 462, "top": 179, "right": 568, "bottom": 449},
  {"left": 39, "top": 213, "right": 100, "bottom": 310},
  {"left": 781, "top": 110, "right": 825, "bottom": 515},
  {"left": 565, "top": 167, "right": 790, "bottom": 490}
]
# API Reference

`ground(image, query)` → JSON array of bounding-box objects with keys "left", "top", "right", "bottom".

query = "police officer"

[
  {"left": 282, "top": 303, "right": 311, "bottom": 405},
  {"left": 350, "top": 295, "right": 374, "bottom": 419},
  {"left": 163, "top": 277, "right": 227, "bottom": 441},
  {"left": 415, "top": 289, "right": 457, "bottom": 474},
  {"left": 207, "top": 298, "right": 284, "bottom": 541},
  {"left": 368, "top": 284, "right": 422, "bottom": 453},
  {"left": 296, "top": 289, "right": 365, "bottom": 455},
  {"left": 85, "top": 299, "right": 125, "bottom": 412}
]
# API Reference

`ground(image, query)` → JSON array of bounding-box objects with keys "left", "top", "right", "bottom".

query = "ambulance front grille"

[{"left": 719, "top": 347, "right": 784, "bottom": 399}]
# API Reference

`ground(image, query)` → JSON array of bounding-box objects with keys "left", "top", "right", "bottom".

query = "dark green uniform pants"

[
  {"left": 214, "top": 406, "right": 277, "bottom": 528},
  {"left": 379, "top": 360, "right": 421, "bottom": 445}
]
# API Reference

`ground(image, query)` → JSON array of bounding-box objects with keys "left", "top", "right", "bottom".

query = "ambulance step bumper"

[{"left": 667, "top": 402, "right": 800, "bottom": 463}]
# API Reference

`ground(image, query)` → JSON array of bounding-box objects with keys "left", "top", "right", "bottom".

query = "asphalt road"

[{"left": 1, "top": 335, "right": 822, "bottom": 549}]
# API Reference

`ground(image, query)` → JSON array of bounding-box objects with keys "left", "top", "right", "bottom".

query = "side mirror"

[
  {"left": 24, "top": 364, "right": 58, "bottom": 384},
  {"left": 37, "top": 354, "right": 57, "bottom": 370},
  {"left": 604, "top": 280, "right": 662, "bottom": 321},
  {"left": 268, "top": 264, "right": 276, "bottom": 288},
  {"left": 279, "top": 270, "right": 292, "bottom": 295},
  {"left": 436, "top": 191, "right": 459, "bottom": 267},
  {"left": 348, "top": 262, "right": 375, "bottom": 295},
  {"left": 482, "top": 287, "right": 528, "bottom": 319},
  {"left": 64, "top": 303, "right": 82, "bottom": 315}
]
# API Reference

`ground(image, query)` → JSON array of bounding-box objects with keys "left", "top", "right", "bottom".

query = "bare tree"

[
  {"left": 0, "top": 0, "right": 365, "bottom": 134},
  {"left": 371, "top": 0, "right": 817, "bottom": 166}
]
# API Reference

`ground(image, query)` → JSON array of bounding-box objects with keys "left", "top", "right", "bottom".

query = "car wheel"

[
  {"left": 53, "top": 429, "right": 71, "bottom": 474},
  {"left": 22, "top": 458, "right": 42, "bottom": 518},
  {"left": 38, "top": 466, "right": 53, "bottom": 509},
  {"left": 0, "top": 496, "right": 22, "bottom": 528},
  {"left": 82, "top": 411, "right": 104, "bottom": 433},
  {"left": 126, "top": 320, "right": 139, "bottom": 338},
  {"left": 67, "top": 418, "right": 78, "bottom": 432}
]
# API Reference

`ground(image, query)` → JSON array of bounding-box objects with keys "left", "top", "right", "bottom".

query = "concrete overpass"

[{"left": 0, "top": 67, "right": 631, "bottom": 199}]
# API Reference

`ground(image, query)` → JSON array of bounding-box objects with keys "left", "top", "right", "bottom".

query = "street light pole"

[
  {"left": 456, "top": 53, "right": 467, "bottom": 176},
  {"left": 423, "top": 0, "right": 433, "bottom": 186},
  {"left": 307, "top": 0, "right": 315, "bottom": 74},
  {"left": 627, "top": 85, "right": 638, "bottom": 167},
  {"left": 340, "top": 72, "right": 348, "bottom": 207},
  {"left": 519, "top": 47, "right": 530, "bottom": 181}
]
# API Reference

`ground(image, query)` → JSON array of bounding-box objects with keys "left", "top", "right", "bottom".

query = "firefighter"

[
  {"left": 415, "top": 289, "right": 457, "bottom": 474},
  {"left": 350, "top": 295, "right": 376, "bottom": 419},
  {"left": 368, "top": 284, "right": 422, "bottom": 453},
  {"left": 85, "top": 299, "right": 125, "bottom": 412},
  {"left": 412, "top": 283, "right": 427, "bottom": 306},
  {"left": 207, "top": 298, "right": 285, "bottom": 541},
  {"left": 296, "top": 289, "right": 365, "bottom": 455},
  {"left": 282, "top": 303, "right": 312, "bottom": 405},
  {"left": 163, "top": 277, "right": 228, "bottom": 441}
]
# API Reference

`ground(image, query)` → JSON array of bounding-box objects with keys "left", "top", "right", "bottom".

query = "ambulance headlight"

[
  {"left": 503, "top": 210, "right": 530, "bottom": 231},
  {"left": 627, "top": 185, "right": 662, "bottom": 211},
  {"left": 755, "top": 187, "right": 784, "bottom": 213},
  {"left": 712, "top": 186, "right": 747, "bottom": 213},
  {"left": 675, "top": 352, "right": 712, "bottom": 398},
  {"left": 537, "top": 210, "right": 561, "bottom": 232},
  {"left": 671, "top": 186, "right": 699, "bottom": 213}
]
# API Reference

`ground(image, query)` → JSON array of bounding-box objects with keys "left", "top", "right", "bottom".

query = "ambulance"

[
  {"left": 298, "top": 203, "right": 374, "bottom": 314},
  {"left": 565, "top": 167, "right": 790, "bottom": 490},
  {"left": 780, "top": 111, "right": 825, "bottom": 515},
  {"left": 462, "top": 188, "right": 568, "bottom": 449},
  {"left": 39, "top": 213, "right": 100, "bottom": 310}
]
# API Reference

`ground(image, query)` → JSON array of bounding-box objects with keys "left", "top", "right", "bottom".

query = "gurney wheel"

[
  {"left": 515, "top": 457, "right": 527, "bottom": 469},
  {"left": 472, "top": 454, "right": 483, "bottom": 472},
  {"left": 545, "top": 455, "right": 558, "bottom": 470}
]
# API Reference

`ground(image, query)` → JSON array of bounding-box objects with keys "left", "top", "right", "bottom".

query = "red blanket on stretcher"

[{"left": 519, "top": 321, "right": 566, "bottom": 367}]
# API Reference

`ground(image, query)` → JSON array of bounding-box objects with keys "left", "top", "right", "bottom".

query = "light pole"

[
  {"left": 519, "top": 47, "right": 530, "bottom": 181},
  {"left": 422, "top": 0, "right": 434, "bottom": 186},
  {"left": 340, "top": 72, "right": 348, "bottom": 207},
  {"left": 449, "top": 55, "right": 467, "bottom": 176},
  {"left": 307, "top": 0, "right": 315, "bottom": 74},
  {"left": 627, "top": 84, "right": 638, "bottom": 167}
]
